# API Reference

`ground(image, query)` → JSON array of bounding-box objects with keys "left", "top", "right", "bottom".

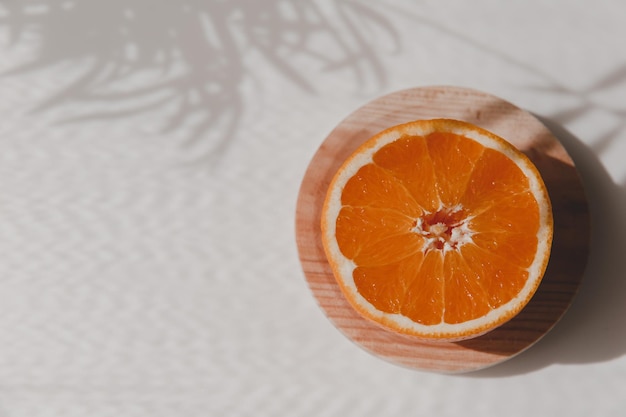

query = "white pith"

[
  {"left": 411, "top": 205, "right": 474, "bottom": 254},
  {"left": 322, "top": 120, "right": 553, "bottom": 339}
]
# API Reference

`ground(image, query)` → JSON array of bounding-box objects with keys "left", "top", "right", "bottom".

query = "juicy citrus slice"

[{"left": 321, "top": 119, "right": 553, "bottom": 341}]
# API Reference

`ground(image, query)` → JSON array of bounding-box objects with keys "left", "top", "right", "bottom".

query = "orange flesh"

[{"left": 335, "top": 132, "right": 540, "bottom": 324}]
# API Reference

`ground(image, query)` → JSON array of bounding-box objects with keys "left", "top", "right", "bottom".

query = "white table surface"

[{"left": 1, "top": 0, "right": 625, "bottom": 416}]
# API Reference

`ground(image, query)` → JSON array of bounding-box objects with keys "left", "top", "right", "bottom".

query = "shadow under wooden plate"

[{"left": 295, "top": 86, "right": 590, "bottom": 373}]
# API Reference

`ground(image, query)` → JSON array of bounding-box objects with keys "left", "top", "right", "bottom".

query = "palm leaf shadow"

[
  {"left": 525, "top": 63, "right": 626, "bottom": 154},
  {"left": 0, "top": 0, "right": 398, "bottom": 159}
]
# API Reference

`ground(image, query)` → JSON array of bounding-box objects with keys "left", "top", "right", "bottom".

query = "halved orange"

[{"left": 321, "top": 119, "right": 553, "bottom": 341}]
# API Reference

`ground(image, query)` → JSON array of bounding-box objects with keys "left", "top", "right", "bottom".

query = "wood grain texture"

[{"left": 295, "top": 86, "right": 590, "bottom": 373}]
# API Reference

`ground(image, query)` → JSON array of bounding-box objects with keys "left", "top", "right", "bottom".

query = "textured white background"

[{"left": 0, "top": 0, "right": 625, "bottom": 416}]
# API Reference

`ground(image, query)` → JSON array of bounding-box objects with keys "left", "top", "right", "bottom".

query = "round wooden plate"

[{"left": 295, "top": 86, "right": 590, "bottom": 373}]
